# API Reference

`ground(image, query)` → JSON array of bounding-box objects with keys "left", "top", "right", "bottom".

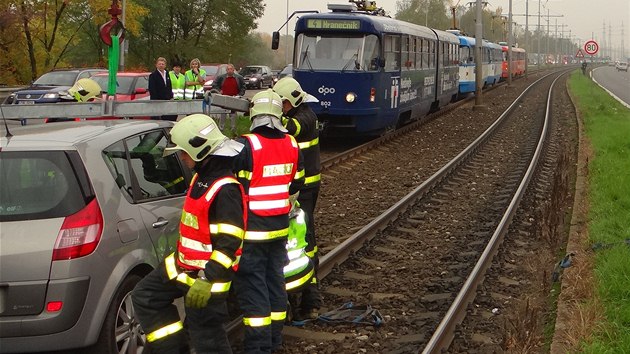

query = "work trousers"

[
  {"left": 234, "top": 240, "right": 288, "bottom": 353},
  {"left": 297, "top": 185, "right": 322, "bottom": 311},
  {"left": 132, "top": 261, "right": 232, "bottom": 354}
]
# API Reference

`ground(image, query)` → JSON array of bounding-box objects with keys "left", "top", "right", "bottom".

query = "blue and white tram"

[
  {"left": 291, "top": 3, "right": 459, "bottom": 136},
  {"left": 452, "top": 33, "right": 501, "bottom": 95}
]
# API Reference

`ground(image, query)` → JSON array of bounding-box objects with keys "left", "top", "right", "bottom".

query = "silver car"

[{"left": 0, "top": 120, "right": 191, "bottom": 353}]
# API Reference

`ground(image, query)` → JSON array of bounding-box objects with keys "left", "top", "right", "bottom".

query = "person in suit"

[{"left": 148, "top": 57, "right": 176, "bottom": 121}]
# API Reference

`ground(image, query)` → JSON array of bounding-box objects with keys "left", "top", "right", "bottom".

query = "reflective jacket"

[
  {"left": 184, "top": 68, "right": 206, "bottom": 99},
  {"left": 244, "top": 133, "right": 298, "bottom": 217},
  {"left": 284, "top": 206, "right": 314, "bottom": 292},
  {"left": 167, "top": 175, "right": 246, "bottom": 297},
  {"left": 169, "top": 71, "right": 186, "bottom": 100}
]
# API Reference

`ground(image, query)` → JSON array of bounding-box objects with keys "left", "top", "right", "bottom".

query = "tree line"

[{"left": 1, "top": 0, "right": 575, "bottom": 85}]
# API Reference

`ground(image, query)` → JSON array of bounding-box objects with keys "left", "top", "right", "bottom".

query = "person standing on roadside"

[
  {"left": 169, "top": 62, "right": 186, "bottom": 100},
  {"left": 184, "top": 58, "right": 206, "bottom": 100},
  {"left": 213, "top": 64, "right": 246, "bottom": 132},
  {"left": 233, "top": 89, "right": 304, "bottom": 353},
  {"left": 273, "top": 77, "right": 322, "bottom": 321},
  {"left": 148, "top": 57, "right": 175, "bottom": 121},
  {"left": 132, "top": 114, "right": 246, "bottom": 354}
]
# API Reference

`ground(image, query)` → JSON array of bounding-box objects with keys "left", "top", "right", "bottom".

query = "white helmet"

[
  {"left": 273, "top": 77, "right": 318, "bottom": 108},
  {"left": 67, "top": 78, "right": 102, "bottom": 102},
  {"left": 163, "top": 114, "right": 243, "bottom": 161},
  {"left": 249, "top": 89, "right": 287, "bottom": 132}
]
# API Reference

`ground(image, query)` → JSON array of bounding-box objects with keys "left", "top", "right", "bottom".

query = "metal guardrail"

[{"left": 0, "top": 86, "right": 25, "bottom": 102}]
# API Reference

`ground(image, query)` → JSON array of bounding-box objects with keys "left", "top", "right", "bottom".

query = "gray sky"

[{"left": 257, "top": 0, "right": 629, "bottom": 58}]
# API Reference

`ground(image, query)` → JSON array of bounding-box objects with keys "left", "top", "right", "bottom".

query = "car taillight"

[
  {"left": 52, "top": 198, "right": 104, "bottom": 261},
  {"left": 370, "top": 88, "right": 376, "bottom": 103},
  {"left": 47, "top": 301, "right": 63, "bottom": 312}
]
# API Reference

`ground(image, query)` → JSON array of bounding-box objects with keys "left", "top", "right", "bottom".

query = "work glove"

[{"left": 185, "top": 278, "right": 212, "bottom": 309}]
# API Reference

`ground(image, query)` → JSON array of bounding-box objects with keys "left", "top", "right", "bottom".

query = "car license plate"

[{"left": 18, "top": 101, "right": 35, "bottom": 105}]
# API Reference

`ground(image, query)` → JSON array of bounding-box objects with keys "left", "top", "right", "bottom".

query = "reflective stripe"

[
  {"left": 270, "top": 311, "right": 286, "bottom": 321},
  {"left": 298, "top": 137, "right": 318, "bottom": 149},
  {"left": 249, "top": 184, "right": 289, "bottom": 196},
  {"left": 146, "top": 321, "right": 184, "bottom": 342},
  {"left": 176, "top": 272, "right": 196, "bottom": 286},
  {"left": 284, "top": 254, "right": 310, "bottom": 273},
  {"left": 163, "top": 176, "right": 184, "bottom": 189},
  {"left": 164, "top": 253, "right": 179, "bottom": 279},
  {"left": 286, "top": 268, "right": 315, "bottom": 291},
  {"left": 211, "top": 281, "right": 231, "bottom": 294},
  {"left": 243, "top": 316, "right": 272, "bottom": 327},
  {"left": 245, "top": 228, "right": 289, "bottom": 240},
  {"left": 181, "top": 211, "right": 199, "bottom": 230},
  {"left": 306, "top": 246, "right": 318, "bottom": 258},
  {"left": 210, "top": 250, "right": 233, "bottom": 269},
  {"left": 209, "top": 223, "right": 245, "bottom": 239},
  {"left": 180, "top": 236, "right": 212, "bottom": 252},
  {"left": 249, "top": 199, "right": 290, "bottom": 210},
  {"left": 204, "top": 177, "right": 239, "bottom": 202},
  {"left": 304, "top": 173, "right": 321, "bottom": 185},
  {"left": 295, "top": 169, "right": 305, "bottom": 179},
  {"left": 246, "top": 134, "right": 263, "bottom": 150},
  {"left": 293, "top": 119, "right": 302, "bottom": 136}
]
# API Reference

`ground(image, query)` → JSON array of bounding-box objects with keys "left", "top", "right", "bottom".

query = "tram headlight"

[{"left": 345, "top": 92, "right": 356, "bottom": 103}]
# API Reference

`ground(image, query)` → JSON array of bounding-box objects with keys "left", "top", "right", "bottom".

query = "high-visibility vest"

[
  {"left": 284, "top": 206, "right": 314, "bottom": 292},
  {"left": 184, "top": 69, "right": 206, "bottom": 99},
  {"left": 244, "top": 134, "right": 298, "bottom": 217},
  {"left": 169, "top": 71, "right": 186, "bottom": 100},
  {"left": 176, "top": 175, "right": 245, "bottom": 271}
]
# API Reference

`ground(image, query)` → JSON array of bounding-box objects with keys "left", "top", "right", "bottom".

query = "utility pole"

[
  {"left": 285, "top": 0, "right": 290, "bottom": 65},
  {"left": 525, "top": 0, "right": 528, "bottom": 77},
  {"left": 536, "top": 0, "right": 540, "bottom": 70},
  {"left": 474, "top": 0, "right": 484, "bottom": 109},
  {"left": 507, "top": 0, "right": 513, "bottom": 85}
]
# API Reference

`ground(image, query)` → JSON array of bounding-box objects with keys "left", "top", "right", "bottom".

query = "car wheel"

[
  {"left": 91, "top": 274, "right": 149, "bottom": 354},
  {"left": 258, "top": 81, "right": 263, "bottom": 90}
]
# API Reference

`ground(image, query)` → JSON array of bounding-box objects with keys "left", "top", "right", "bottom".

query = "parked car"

[
  {"left": 240, "top": 65, "right": 274, "bottom": 89},
  {"left": 616, "top": 62, "right": 628, "bottom": 72},
  {"left": 201, "top": 63, "right": 229, "bottom": 92},
  {"left": 0, "top": 120, "right": 191, "bottom": 353},
  {"left": 91, "top": 72, "right": 150, "bottom": 101},
  {"left": 278, "top": 64, "right": 293, "bottom": 80},
  {"left": 45, "top": 72, "right": 151, "bottom": 122},
  {"left": 4, "top": 68, "right": 107, "bottom": 105}
]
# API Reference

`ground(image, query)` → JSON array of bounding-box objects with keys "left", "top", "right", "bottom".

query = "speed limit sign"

[{"left": 584, "top": 40, "right": 599, "bottom": 55}]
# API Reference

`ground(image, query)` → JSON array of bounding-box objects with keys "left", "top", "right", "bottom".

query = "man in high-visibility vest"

[
  {"left": 232, "top": 89, "right": 304, "bottom": 353},
  {"left": 132, "top": 114, "right": 246, "bottom": 353},
  {"left": 169, "top": 62, "right": 186, "bottom": 100}
]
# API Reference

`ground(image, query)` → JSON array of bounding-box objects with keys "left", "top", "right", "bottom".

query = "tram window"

[
  {"left": 415, "top": 38, "right": 423, "bottom": 69},
  {"left": 384, "top": 35, "right": 400, "bottom": 71}
]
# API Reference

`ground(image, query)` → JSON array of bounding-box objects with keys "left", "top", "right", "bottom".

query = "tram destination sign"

[{"left": 306, "top": 19, "right": 361, "bottom": 30}]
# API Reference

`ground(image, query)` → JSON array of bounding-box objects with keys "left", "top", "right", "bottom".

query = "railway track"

[{"left": 257, "top": 68, "right": 575, "bottom": 353}]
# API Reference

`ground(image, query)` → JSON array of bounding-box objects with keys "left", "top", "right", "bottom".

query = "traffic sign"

[
  {"left": 575, "top": 49, "right": 585, "bottom": 58},
  {"left": 584, "top": 40, "right": 599, "bottom": 55}
]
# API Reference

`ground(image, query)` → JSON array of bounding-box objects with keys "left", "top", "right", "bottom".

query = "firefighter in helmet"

[{"left": 132, "top": 114, "right": 246, "bottom": 353}]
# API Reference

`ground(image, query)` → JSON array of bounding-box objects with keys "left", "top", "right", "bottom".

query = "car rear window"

[{"left": 0, "top": 151, "right": 88, "bottom": 222}]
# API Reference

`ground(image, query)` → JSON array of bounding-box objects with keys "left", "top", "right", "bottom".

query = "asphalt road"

[{"left": 592, "top": 66, "right": 630, "bottom": 106}]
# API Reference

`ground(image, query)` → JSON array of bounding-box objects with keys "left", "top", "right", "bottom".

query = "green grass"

[
  {"left": 209, "top": 113, "right": 252, "bottom": 138},
  {"left": 568, "top": 70, "right": 630, "bottom": 353}
]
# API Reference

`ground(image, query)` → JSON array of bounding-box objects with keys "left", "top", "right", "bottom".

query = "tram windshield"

[{"left": 295, "top": 34, "right": 380, "bottom": 72}]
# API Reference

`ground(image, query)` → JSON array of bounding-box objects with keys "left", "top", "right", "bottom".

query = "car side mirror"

[
  {"left": 272, "top": 32, "right": 280, "bottom": 50},
  {"left": 135, "top": 87, "right": 148, "bottom": 94}
]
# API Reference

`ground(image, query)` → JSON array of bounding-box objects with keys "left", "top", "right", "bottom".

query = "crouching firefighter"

[
  {"left": 284, "top": 198, "right": 315, "bottom": 321},
  {"left": 132, "top": 114, "right": 247, "bottom": 354}
]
